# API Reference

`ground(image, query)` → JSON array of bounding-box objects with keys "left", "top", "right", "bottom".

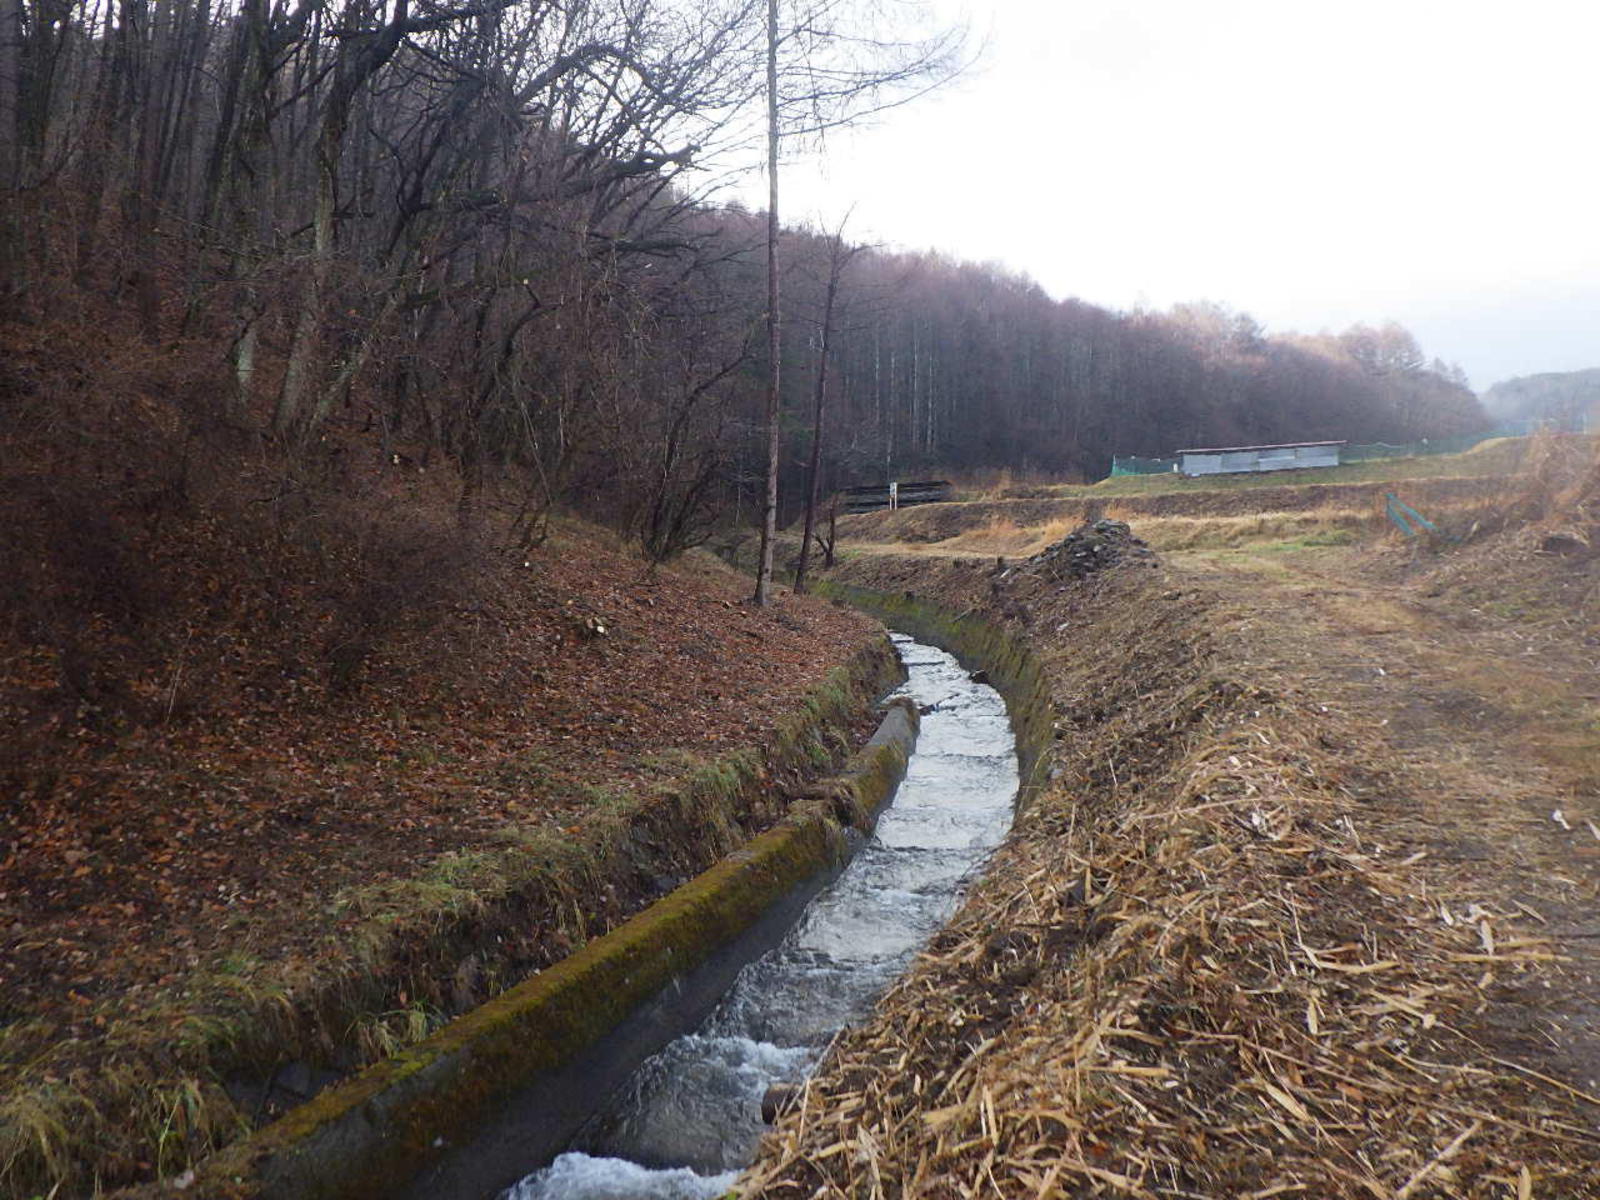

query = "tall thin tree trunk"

[
  {"left": 754, "top": 0, "right": 779, "bottom": 606},
  {"left": 276, "top": 2, "right": 410, "bottom": 437},
  {"left": 274, "top": 168, "right": 334, "bottom": 434},
  {"left": 793, "top": 323, "right": 829, "bottom": 594},
  {"left": 795, "top": 230, "right": 850, "bottom": 594},
  {"left": 0, "top": 0, "right": 18, "bottom": 183},
  {"left": 886, "top": 345, "right": 896, "bottom": 480},
  {"left": 0, "top": 0, "right": 24, "bottom": 298}
]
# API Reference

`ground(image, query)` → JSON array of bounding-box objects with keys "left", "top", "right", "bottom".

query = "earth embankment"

[
  {"left": 744, "top": 521, "right": 1600, "bottom": 1196},
  {"left": 837, "top": 474, "right": 1511, "bottom": 547},
  {"left": 836, "top": 435, "right": 1598, "bottom": 557}
]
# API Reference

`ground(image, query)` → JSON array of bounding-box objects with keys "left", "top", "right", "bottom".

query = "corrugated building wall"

[{"left": 1177, "top": 442, "right": 1343, "bottom": 477}]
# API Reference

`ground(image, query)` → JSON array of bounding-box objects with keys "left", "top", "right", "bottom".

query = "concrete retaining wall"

[
  {"left": 135, "top": 702, "right": 918, "bottom": 1200},
  {"left": 811, "top": 580, "right": 1056, "bottom": 812}
]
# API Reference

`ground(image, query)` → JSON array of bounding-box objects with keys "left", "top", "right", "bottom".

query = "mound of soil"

[{"left": 1011, "top": 517, "right": 1156, "bottom": 582}]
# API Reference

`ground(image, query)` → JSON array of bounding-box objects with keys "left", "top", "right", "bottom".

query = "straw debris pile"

[{"left": 744, "top": 563, "right": 1600, "bottom": 1197}]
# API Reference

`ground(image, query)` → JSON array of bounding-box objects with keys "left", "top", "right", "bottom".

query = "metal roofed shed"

[{"left": 1175, "top": 440, "right": 1345, "bottom": 477}]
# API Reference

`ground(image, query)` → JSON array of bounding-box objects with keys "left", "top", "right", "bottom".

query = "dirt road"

[{"left": 1170, "top": 543, "right": 1600, "bottom": 1099}]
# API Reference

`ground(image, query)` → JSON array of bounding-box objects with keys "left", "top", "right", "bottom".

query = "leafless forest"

[
  {"left": 0, "top": 0, "right": 1496, "bottom": 757},
  {"left": 1, "top": 0, "right": 1486, "bottom": 543}
]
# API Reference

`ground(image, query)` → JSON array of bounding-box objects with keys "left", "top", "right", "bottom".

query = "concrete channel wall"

[
  {"left": 811, "top": 580, "right": 1056, "bottom": 812},
  {"left": 134, "top": 584, "right": 1056, "bottom": 1200},
  {"left": 129, "top": 698, "right": 918, "bottom": 1200}
]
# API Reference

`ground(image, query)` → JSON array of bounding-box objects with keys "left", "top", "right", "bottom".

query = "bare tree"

[
  {"left": 751, "top": 0, "right": 966, "bottom": 605},
  {"left": 755, "top": 0, "right": 781, "bottom": 604},
  {"left": 273, "top": 0, "right": 524, "bottom": 437},
  {"left": 794, "top": 217, "right": 859, "bottom": 593}
]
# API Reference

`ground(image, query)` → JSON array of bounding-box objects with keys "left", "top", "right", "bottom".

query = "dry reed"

[{"left": 742, "top": 564, "right": 1600, "bottom": 1198}]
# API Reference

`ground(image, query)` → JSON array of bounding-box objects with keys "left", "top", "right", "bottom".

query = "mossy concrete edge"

[
  {"left": 136, "top": 694, "right": 918, "bottom": 1200},
  {"left": 812, "top": 579, "right": 1055, "bottom": 811}
]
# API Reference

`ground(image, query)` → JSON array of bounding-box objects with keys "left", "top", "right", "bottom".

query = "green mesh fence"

[
  {"left": 1109, "top": 455, "right": 1180, "bottom": 476},
  {"left": 1342, "top": 426, "right": 1530, "bottom": 461}
]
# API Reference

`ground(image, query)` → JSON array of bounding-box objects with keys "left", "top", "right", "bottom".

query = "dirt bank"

[
  {"left": 744, "top": 533, "right": 1600, "bottom": 1197},
  {"left": 837, "top": 474, "right": 1518, "bottom": 546},
  {"left": 113, "top": 703, "right": 921, "bottom": 1200},
  {"left": 0, "top": 526, "right": 891, "bottom": 1198}
]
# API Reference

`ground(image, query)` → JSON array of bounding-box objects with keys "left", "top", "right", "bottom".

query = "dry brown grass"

[
  {"left": 939, "top": 516, "right": 1082, "bottom": 557},
  {"left": 947, "top": 467, "right": 1082, "bottom": 502},
  {"left": 1518, "top": 432, "right": 1600, "bottom": 521},
  {"left": 838, "top": 466, "right": 1548, "bottom": 558},
  {"left": 1119, "top": 508, "right": 1370, "bottom": 550},
  {"left": 744, "top": 561, "right": 1600, "bottom": 1199},
  {"left": 874, "top": 506, "right": 1430, "bottom": 557}
]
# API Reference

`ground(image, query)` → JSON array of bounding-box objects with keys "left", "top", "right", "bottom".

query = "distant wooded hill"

[
  {"left": 2, "top": 0, "right": 1488, "bottom": 555},
  {"left": 766, "top": 254, "right": 1487, "bottom": 488},
  {"left": 1482, "top": 369, "right": 1600, "bottom": 430}
]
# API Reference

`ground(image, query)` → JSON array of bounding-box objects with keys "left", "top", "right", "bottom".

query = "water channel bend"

[{"left": 507, "top": 634, "right": 1019, "bottom": 1199}]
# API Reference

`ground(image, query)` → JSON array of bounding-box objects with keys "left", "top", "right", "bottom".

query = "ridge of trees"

[
  {"left": 1, "top": 0, "right": 1486, "bottom": 566},
  {"left": 1482, "top": 368, "right": 1600, "bottom": 430}
]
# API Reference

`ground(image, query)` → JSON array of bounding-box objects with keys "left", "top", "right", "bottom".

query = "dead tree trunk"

[{"left": 753, "top": 0, "right": 780, "bottom": 606}]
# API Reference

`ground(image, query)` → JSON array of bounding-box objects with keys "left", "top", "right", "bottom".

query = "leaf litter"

[{"left": 0, "top": 521, "right": 880, "bottom": 1194}]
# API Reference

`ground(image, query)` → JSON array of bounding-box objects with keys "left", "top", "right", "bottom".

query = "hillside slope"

[
  {"left": 1484, "top": 367, "right": 1600, "bottom": 427},
  {"left": 0, "top": 421, "right": 886, "bottom": 1195}
]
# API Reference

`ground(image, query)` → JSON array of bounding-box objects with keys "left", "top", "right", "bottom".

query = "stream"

[{"left": 504, "top": 633, "right": 1019, "bottom": 1200}]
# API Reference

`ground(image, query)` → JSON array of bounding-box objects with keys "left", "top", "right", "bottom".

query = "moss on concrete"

[{"left": 130, "top": 686, "right": 916, "bottom": 1200}]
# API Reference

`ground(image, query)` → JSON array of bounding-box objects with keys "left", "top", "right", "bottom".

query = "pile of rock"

[
  {"left": 1019, "top": 518, "right": 1156, "bottom": 582},
  {"left": 1540, "top": 530, "right": 1593, "bottom": 559}
]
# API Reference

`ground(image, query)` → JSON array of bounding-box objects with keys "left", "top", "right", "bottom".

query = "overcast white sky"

[{"left": 752, "top": 0, "right": 1599, "bottom": 391}]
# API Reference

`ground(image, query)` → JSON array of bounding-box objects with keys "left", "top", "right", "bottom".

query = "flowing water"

[{"left": 504, "top": 634, "right": 1019, "bottom": 1199}]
